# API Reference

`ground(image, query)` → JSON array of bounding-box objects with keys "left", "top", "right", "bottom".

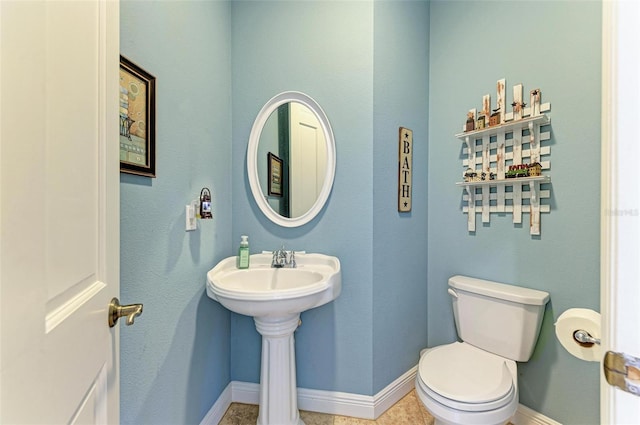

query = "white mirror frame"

[{"left": 247, "top": 91, "right": 336, "bottom": 227}]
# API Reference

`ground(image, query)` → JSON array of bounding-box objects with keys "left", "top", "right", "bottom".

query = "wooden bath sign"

[{"left": 398, "top": 127, "right": 413, "bottom": 212}]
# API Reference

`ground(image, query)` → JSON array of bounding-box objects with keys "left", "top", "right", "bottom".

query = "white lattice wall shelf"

[{"left": 454, "top": 111, "right": 552, "bottom": 235}]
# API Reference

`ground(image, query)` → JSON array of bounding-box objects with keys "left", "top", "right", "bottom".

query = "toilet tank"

[{"left": 449, "top": 275, "right": 550, "bottom": 362}]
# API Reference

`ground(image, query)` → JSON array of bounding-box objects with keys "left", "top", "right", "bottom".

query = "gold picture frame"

[{"left": 119, "top": 55, "right": 156, "bottom": 177}]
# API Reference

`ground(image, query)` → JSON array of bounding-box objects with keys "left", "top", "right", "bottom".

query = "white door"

[
  {"left": 0, "top": 1, "right": 121, "bottom": 423},
  {"left": 289, "top": 102, "right": 327, "bottom": 217},
  {"left": 601, "top": 0, "right": 640, "bottom": 422}
]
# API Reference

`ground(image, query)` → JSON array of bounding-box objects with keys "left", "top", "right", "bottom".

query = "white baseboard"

[
  {"left": 200, "top": 365, "right": 417, "bottom": 424},
  {"left": 229, "top": 380, "right": 260, "bottom": 405},
  {"left": 296, "top": 365, "right": 418, "bottom": 419},
  {"left": 371, "top": 366, "right": 418, "bottom": 419},
  {"left": 200, "top": 367, "right": 561, "bottom": 425},
  {"left": 199, "top": 383, "right": 232, "bottom": 425},
  {"left": 513, "top": 403, "right": 562, "bottom": 425}
]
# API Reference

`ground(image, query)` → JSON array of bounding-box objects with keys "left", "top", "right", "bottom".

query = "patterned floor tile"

[
  {"left": 299, "top": 410, "right": 334, "bottom": 425},
  {"left": 218, "top": 403, "right": 258, "bottom": 425},
  {"left": 218, "top": 389, "right": 441, "bottom": 425}
]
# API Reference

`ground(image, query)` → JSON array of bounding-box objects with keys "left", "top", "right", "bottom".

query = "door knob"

[{"left": 108, "top": 297, "right": 143, "bottom": 327}]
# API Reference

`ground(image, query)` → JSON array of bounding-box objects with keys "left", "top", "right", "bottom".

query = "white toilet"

[{"left": 415, "top": 275, "right": 550, "bottom": 425}]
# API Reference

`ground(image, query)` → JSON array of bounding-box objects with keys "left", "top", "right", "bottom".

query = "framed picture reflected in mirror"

[{"left": 268, "top": 152, "right": 283, "bottom": 197}]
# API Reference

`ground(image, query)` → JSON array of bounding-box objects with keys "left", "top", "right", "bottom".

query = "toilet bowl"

[
  {"left": 415, "top": 342, "right": 518, "bottom": 425},
  {"left": 415, "top": 276, "right": 549, "bottom": 425}
]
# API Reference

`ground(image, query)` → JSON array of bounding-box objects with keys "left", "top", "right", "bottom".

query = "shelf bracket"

[
  {"left": 464, "top": 184, "right": 474, "bottom": 197},
  {"left": 464, "top": 136, "right": 474, "bottom": 171},
  {"left": 465, "top": 184, "right": 476, "bottom": 232}
]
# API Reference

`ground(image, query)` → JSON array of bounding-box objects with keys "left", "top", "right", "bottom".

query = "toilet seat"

[{"left": 417, "top": 342, "right": 516, "bottom": 412}]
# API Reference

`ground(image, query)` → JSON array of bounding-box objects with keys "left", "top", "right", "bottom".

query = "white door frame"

[{"left": 601, "top": 0, "right": 640, "bottom": 422}]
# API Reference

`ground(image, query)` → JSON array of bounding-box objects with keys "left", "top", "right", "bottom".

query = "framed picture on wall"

[
  {"left": 119, "top": 55, "right": 156, "bottom": 177},
  {"left": 268, "top": 152, "right": 283, "bottom": 197}
]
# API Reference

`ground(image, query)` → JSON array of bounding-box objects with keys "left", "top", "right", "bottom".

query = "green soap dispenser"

[{"left": 238, "top": 235, "right": 250, "bottom": 269}]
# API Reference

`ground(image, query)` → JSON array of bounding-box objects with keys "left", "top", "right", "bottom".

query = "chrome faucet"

[
  {"left": 272, "top": 248, "right": 286, "bottom": 268},
  {"left": 271, "top": 246, "right": 296, "bottom": 268}
]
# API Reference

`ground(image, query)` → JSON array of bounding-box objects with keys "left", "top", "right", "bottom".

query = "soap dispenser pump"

[{"left": 238, "top": 235, "right": 250, "bottom": 269}]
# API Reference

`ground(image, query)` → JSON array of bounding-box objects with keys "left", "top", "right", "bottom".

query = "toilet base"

[
  {"left": 415, "top": 376, "right": 517, "bottom": 425},
  {"left": 433, "top": 418, "right": 511, "bottom": 425}
]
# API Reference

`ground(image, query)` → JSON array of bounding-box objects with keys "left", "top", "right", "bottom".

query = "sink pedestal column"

[{"left": 254, "top": 313, "right": 304, "bottom": 425}]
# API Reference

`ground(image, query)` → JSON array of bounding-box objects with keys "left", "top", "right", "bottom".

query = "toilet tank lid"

[{"left": 449, "top": 275, "right": 550, "bottom": 305}]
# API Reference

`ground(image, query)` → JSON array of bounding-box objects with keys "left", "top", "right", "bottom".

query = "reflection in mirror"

[
  {"left": 247, "top": 92, "right": 336, "bottom": 228},
  {"left": 257, "top": 102, "right": 327, "bottom": 219}
]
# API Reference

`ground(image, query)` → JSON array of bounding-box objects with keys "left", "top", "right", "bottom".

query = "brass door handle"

[
  {"left": 604, "top": 351, "right": 640, "bottom": 396},
  {"left": 108, "top": 297, "right": 143, "bottom": 327}
]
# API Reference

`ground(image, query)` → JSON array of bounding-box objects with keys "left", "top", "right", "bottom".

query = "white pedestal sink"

[{"left": 206, "top": 253, "right": 341, "bottom": 425}]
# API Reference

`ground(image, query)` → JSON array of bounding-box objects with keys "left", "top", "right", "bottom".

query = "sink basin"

[
  {"left": 206, "top": 251, "right": 341, "bottom": 425},
  {"left": 206, "top": 252, "right": 341, "bottom": 317}
]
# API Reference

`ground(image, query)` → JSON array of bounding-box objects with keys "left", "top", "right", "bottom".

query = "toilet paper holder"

[{"left": 573, "top": 329, "right": 601, "bottom": 347}]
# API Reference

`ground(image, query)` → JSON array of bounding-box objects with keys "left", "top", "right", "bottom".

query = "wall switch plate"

[{"left": 186, "top": 205, "right": 197, "bottom": 231}]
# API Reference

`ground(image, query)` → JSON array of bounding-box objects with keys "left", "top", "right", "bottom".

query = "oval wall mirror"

[{"left": 247, "top": 92, "right": 336, "bottom": 227}]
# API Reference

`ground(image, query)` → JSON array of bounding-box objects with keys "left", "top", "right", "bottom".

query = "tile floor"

[
  {"left": 219, "top": 390, "right": 517, "bottom": 425},
  {"left": 218, "top": 390, "right": 434, "bottom": 425}
]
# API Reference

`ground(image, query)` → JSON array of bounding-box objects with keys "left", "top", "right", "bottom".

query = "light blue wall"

[
  {"left": 230, "top": 0, "right": 376, "bottom": 395},
  {"left": 372, "top": 1, "right": 430, "bottom": 393},
  {"left": 230, "top": 0, "right": 430, "bottom": 396},
  {"left": 427, "top": 1, "right": 601, "bottom": 424},
  {"left": 120, "top": 1, "right": 232, "bottom": 424},
  {"left": 119, "top": 1, "right": 602, "bottom": 423}
]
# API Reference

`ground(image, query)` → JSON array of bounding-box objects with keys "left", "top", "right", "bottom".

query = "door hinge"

[{"left": 604, "top": 351, "right": 640, "bottom": 396}]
